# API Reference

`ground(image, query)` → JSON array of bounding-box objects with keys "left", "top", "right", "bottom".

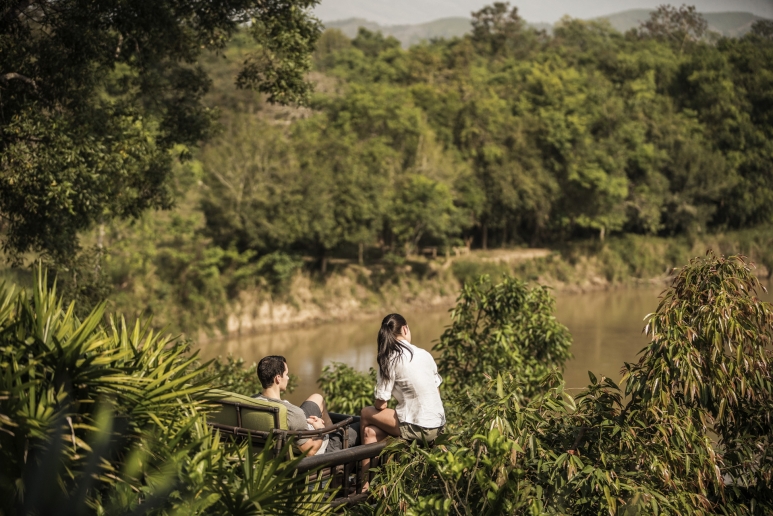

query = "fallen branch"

[{"left": 1, "top": 72, "right": 38, "bottom": 90}]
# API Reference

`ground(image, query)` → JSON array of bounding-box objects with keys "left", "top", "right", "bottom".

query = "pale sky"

[{"left": 314, "top": 0, "right": 773, "bottom": 25}]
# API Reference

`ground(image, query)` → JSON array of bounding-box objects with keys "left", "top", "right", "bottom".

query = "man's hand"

[{"left": 307, "top": 415, "right": 326, "bottom": 430}]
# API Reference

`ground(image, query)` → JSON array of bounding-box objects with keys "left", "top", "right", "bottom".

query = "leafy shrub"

[
  {"left": 0, "top": 269, "right": 332, "bottom": 515},
  {"left": 362, "top": 254, "right": 773, "bottom": 515},
  {"left": 317, "top": 362, "right": 376, "bottom": 414},
  {"left": 434, "top": 274, "right": 572, "bottom": 400},
  {"left": 255, "top": 251, "right": 303, "bottom": 294},
  {"left": 623, "top": 252, "right": 773, "bottom": 511}
]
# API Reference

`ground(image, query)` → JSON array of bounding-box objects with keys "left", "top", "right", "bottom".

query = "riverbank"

[
  {"left": 10, "top": 224, "right": 769, "bottom": 342},
  {"left": 193, "top": 228, "right": 773, "bottom": 341},
  {"left": 195, "top": 248, "right": 643, "bottom": 342}
]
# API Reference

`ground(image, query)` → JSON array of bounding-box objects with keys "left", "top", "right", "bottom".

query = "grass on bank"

[{"left": 4, "top": 226, "right": 772, "bottom": 337}]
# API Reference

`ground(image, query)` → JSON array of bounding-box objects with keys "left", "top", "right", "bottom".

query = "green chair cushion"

[{"left": 208, "top": 389, "right": 288, "bottom": 432}]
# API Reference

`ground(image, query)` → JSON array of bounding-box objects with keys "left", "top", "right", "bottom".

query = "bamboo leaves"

[{"left": 360, "top": 254, "right": 773, "bottom": 515}]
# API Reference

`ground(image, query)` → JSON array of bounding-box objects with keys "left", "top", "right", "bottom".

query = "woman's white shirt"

[{"left": 374, "top": 340, "right": 446, "bottom": 428}]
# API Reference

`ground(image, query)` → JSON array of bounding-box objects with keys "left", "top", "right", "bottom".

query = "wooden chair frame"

[{"left": 208, "top": 400, "right": 389, "bottom": 506}]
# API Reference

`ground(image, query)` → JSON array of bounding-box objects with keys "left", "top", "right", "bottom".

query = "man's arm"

[
  {"left": 297, "top": 415, "right": 326, "bottom": 456},
  {"left": 298, "top": 436, "right": 324, "bottom": 455}
]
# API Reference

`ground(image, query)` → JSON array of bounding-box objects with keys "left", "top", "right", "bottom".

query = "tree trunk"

[
  {"left": 358, "top": 243, "right": 364, "bottom": 266},
  {"left": 95, "top": 219, "right": 105, "bottom": 274},
  {"left": 482, "top": 223, "right": 488, "bottom": 250},
  {"left": 320, "top": 248, "right": 328, "bottom": 274},
  {"left": 599, "top": 226, "right": 605, "bottom": 242}
]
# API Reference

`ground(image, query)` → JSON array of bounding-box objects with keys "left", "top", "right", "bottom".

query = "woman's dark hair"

[{"left": 377, "top": 313, "right": 413, "bottom": 381}]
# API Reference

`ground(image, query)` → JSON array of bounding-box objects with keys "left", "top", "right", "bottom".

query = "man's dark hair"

[{"left": 257, "top": 355, "right": 287, "bottom": 388}]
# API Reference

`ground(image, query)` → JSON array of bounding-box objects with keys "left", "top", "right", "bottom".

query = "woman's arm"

[{"left": 374, "top": 399, "right": 388, "bottom": 411}]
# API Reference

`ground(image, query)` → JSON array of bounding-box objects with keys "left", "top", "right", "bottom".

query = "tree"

[
  {"left": 200, "top": 116, "right": 306, "bottom": 254},
  {"left": 638, "top": 4, "right": 709, "bottom": 53},
  {"left": 751, "top": 19, "right": 773, "bottom": 40},
  {"left": 390, "top": 175, "right": 460, "bottom": 254},
  {"left": 434, "top": 274, "right": 572, "bottom": 399},
  {"left": 0, "top": 0, "right": 321, "bottom": 260},
  {"left": 351, "top": 28, "right": 401, "bottom": 59},
  {"left": 470, "top": 2, "right": 534, "bottom": 58}
]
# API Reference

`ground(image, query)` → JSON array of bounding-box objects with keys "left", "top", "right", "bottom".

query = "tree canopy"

[
  {"left": 197, "top": 3, "right": 773, "bottom": 265},
  {"left": 0, "top": 0, "right": 320, "bottom": 259}
]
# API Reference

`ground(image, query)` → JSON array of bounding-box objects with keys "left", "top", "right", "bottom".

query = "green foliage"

[
  {"left": 103, "top": 208, "right": 258, "bottom": 333},
  {"left": 236, "top": 0, "right": 322, "bottom": 105},
  {"left": 623, "top": 252, "right": 773, "bottom": 510},
  {"left": 363, "top": 253, "right": 773, "bottom": 515},
  {"left": 7, "top": 1, "right": 773, "bottom": 325},
  {"left": 390, "top": 175, "right": 462, "bottom": 254},
  {"left": 256, "top": 252, "right": 305, "bottom": 294},
  {"left": 0, "top": 268, "right": 333, "bottom": 515},
  {"left": 0, "top": 0, "right": 320, "bottom": 260},
  {"left": 434, "top": 275, "right": 572, "bottom": 399},
  {"left": 318, "top": 362, "right": 377, "bottom": 414},
  {"left": 450, "top": 259, "right": 511, "bottom": 286},
  {"left": 17, "top": 1, "right": 773, "bottom": 322},
  {"left": 311, "top": 5, "right": 773, "bottom": 249}
]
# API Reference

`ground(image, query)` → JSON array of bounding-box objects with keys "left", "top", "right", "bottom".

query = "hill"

[
  {"left": 314, "top": 0, "right": 773, "bottom": 26},
  {"left": 324, "top": 17, "right": 554, "bottom": 47},
  {"left": 596, "top": 9, "right": 768, "bottom": 36},
  {"left": 324, "top": 10, "right": 770, "bottom": 47},
  {"left": 324, "top": 17, "right": 472, "bottom": 47}
]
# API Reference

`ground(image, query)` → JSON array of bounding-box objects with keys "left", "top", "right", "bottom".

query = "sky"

[{"left": 314, "top": 0, "right": 773, "bottom": 25}]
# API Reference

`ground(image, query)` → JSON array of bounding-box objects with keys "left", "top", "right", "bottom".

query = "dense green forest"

[
  {"left": 212, "top": 4, "right": 773, "bottom": 252},
  {"left": 4, "top": 3, "right": 773, "bottom": 333},
  {"left": 2, "top": 4, "right": 773, "bottom": 513}
]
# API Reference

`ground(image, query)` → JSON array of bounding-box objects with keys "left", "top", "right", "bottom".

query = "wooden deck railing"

[{"left": 208, "top": 402, "right": 388, "bottom": 507}]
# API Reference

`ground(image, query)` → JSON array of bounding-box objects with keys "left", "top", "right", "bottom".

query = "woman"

[{"left": 360, "top": 314, "right": 445, "bottom": 486}]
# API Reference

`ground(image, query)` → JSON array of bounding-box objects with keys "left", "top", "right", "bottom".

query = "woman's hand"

[{"left": 307, "top": 415, "right": 326, "bottom": 430}]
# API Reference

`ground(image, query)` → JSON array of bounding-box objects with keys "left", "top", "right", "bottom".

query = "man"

[{"left": 255, "top": 355, "right": 358, "bottom": 455}]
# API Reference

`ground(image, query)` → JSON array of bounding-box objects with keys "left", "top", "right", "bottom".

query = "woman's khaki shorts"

[{"left": 398, "top": 422, "right": 443, "bottom": 442}]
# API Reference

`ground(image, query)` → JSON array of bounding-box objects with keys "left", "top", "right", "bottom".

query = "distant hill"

[
  {"left": 324, "top": 10, "right": 770, "bottom": 47},
  {"left": 324, "top": 17, "right": 552, "bottom": 47},
  {"left": 325, "top": 17, "right": 472, "bottom": 47},
  {"left": 314, "top": 0, "right": 773, "bottom": 26},
  {"left": 596, "top": 9, "right": 768, "bottom": 37}
]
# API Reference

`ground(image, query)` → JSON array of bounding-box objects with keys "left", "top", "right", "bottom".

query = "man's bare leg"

[{"left": 305, "top": 393, "right": 333, "bottom": 427}]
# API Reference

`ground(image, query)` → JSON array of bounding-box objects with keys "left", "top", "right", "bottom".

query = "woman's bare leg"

[
  {"left": 359, "top": 406, "right": 400, "bottom": 491},
  {"left": 360, "top": 406, "right": 400, "bottom": 436}
]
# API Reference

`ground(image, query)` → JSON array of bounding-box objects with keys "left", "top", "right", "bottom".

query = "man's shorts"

[
  {"left": 398, "top": 422, "right": 443, "bottom": 443},
  {"left": 299, "top": 400, "right": 360, "bottom": 453},
  {"left": 300, "top": 400, "right": 322, "bottom": 419}
]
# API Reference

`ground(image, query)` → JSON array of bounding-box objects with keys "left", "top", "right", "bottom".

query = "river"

[{"left": 199, "top": 282, "right": 772, "bottom": 405}]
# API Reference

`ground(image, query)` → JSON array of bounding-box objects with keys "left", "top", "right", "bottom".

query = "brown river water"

[{"left": 198, "top": 282, "right": 772, "bottom": 406}]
